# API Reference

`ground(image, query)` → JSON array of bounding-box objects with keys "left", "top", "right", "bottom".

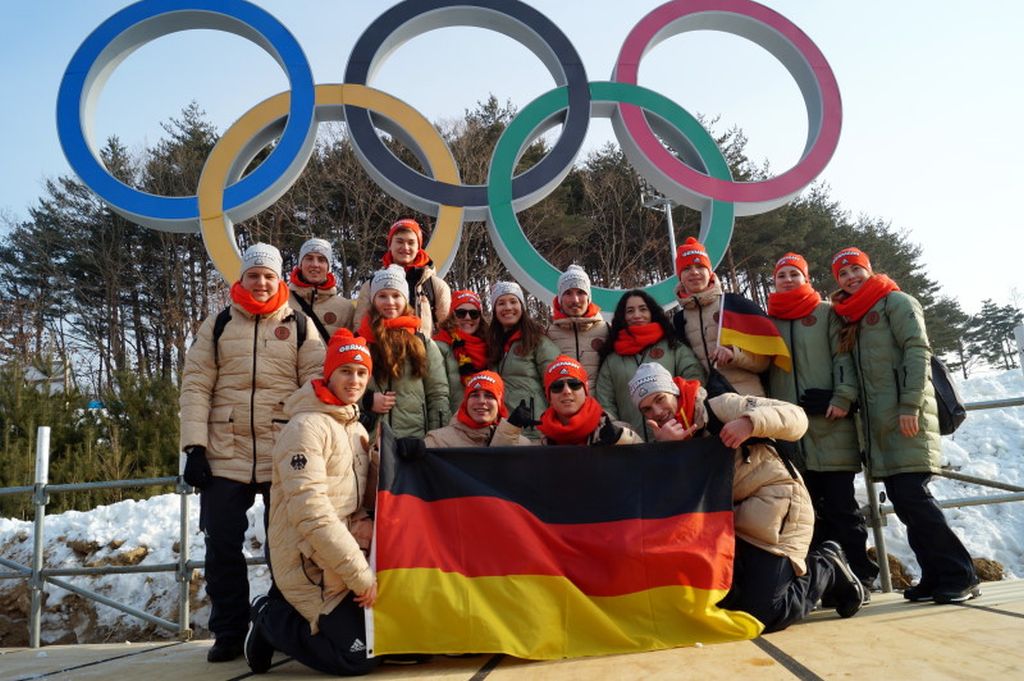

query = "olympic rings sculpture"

[{"left": 57, "top": 0, "right": 841, "bottom": 307}]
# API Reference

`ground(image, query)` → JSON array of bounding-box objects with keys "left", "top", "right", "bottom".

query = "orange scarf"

[
  {"left": 833, "top": 274, "right": 900, "bottom": 323},
  {"left": 230, "top": 280, "right": 290, "bottom": 316},
  {"left": 382, "top": 250, "right": 432, "bottom": 270},
  {"left": 357, "top": 314, "right": 420, "bottom": 343},
  {"left": 672, "top": 377, "right": 702, "bottom": 429},
  {"left": 538, "top": 397, "right": 604, "bottom": 445},
  {"left": 311, "top": 378, "right": 346, "bottom": 406},
  {"left": 455, "top": 395, "right": 508, "bottom": 430},
  {"left": 435, "top": 329, "right": 489, "bottom": 382},
  {"left": 502, "top": 328, "right": 523, "bottom": 354},
  {"left": 613, "top": 322, "right": 664, "bottom": 356},
  {"left": 551, "top": 297, "right": 601, "bottom": 320},
  {"left": 289, "top": 267, "right": 336, "bottom": 290},
  {"left": 767, "top": 283, "right": 822, "bottom": 320}
]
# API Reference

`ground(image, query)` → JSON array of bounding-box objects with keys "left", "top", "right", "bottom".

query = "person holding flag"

[
  {"left": 671, "top": 237, "right": 779, "bottom": 395},
  {"left": 628, "top": 362, "right": 866, "bottom": 632},
  {"left": 766, "top": 253, "right": 876, "bottom": 589},
  {"left": 424, "top": 371, "right": 533, "bottom": 447}
]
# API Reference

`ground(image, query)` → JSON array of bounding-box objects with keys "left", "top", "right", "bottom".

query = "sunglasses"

[
  {"left": 549, "top": 379, "right": 585, "bottom": 393},
  {"left": 454, "top": 308, "right": 481, "bottom": 320}
]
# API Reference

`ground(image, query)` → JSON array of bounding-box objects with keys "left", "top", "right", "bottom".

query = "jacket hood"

[
  {"left": 284, "top": 381, "right": 360, "bottom": 423},
  {"left": 676, "top": 277, "right": 723, "bottom": 310}
]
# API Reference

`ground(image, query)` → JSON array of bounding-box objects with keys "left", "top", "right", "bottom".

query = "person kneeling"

[
  {"left": 425, "top": 371, "right": 532, "bottom": 447},
  {"left": 514, "top": 355, "right": 642, "bottom": 446},
  {"left": 628, "top": 362, "right": 866, "bottom": 633},
  {"left": 245, "top": 329, "right": 378, "bottom": 675}
]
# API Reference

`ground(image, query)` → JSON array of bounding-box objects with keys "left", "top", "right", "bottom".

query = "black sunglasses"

[
  {"left": 454, "top": 309, "right": 481, "bottom": 320},
  {"left": 549, "top": 379, "right": 585, "bottom": 393}
]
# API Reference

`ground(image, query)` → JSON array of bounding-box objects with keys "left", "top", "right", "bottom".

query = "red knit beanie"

[
  {"left": 324, "top": 328, "right": 372, "bottom": 379},
  {"left": 543, "top": 355, "right": 590, "bottom": 396},
  {"left": 451, "top": 289, "right": 482, "bottom": 311},
  {"left": 774, "top": 252, "right": 809, "bottom": 279},
  {"left": 831, "top": 247, "right": 871, "bottom": 282},
  {"left": 674, "top": 237, "right": 712, "bottom": 278},
  {"left": 464, "top": 371, "right": 507, "bottom": 410},
  {"left": 387, "top": 218, "right": 423, "bottom": 248}
]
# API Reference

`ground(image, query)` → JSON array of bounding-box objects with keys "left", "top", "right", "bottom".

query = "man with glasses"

[{"left": 546, "top": 265, "right": 608, "bottom": 392}]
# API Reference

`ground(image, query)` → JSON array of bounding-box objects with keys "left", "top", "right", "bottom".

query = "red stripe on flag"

[
  {"left": 376, "top": 492, "right": 735, "bottom": 596},
  {"left": 720, "top": 309, "right": 782, "bottom": 337}
]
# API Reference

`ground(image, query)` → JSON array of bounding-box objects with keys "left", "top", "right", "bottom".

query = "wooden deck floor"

[{"left": 3, "top": 579, "right": 1022, "bottom": 680}]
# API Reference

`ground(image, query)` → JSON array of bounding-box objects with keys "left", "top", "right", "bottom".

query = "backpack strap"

[
  {"left": 212, "top": 306, "right": 232, "bottom": 365},
  {"left": 287, "top": 307, "right": 308, "bottom": 349},
  {"left": 291, "top": 291, "right": 330, "bottom": 343}
]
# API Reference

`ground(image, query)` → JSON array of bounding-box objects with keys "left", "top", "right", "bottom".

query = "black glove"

[
  {"left": 798, "top": 388, "right": 834, "bottom": 416},
  {"left": 597, "top": 418, "right": 624, "bottom": 445},
  {"left": 182, "top": 445, "right": 212, "bottom": 489},
  {"left": 507, "top": 400, "right": 540, "bottom": 428},
  {"left": 396, "top": 437, "right": 426, "bottom": 461}
]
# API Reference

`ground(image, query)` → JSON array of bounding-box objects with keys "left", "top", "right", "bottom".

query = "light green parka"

[
  {"left": 368, "top": 334, "right": 451, "bottom": 438},
  {"left": 492, "top": 335, "right": 561, "bottom": 435}
]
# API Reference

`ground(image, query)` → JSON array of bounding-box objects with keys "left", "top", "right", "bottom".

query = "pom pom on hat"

[
  {"left": 674, "top": 237, "right": 711, "bottom": 278},
  {"left": 558, "top": 264, "right": 592, "bottom": 299}
]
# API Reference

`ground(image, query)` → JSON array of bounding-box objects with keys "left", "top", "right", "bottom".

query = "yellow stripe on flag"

[
  {"left": 373, "top": 568, "right": 763, "bottom": 659},
  {"left": 720, "top": 327, "right": 792, "bottom": 371}
]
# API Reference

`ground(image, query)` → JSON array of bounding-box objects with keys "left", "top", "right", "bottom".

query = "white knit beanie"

[
  {"left": 558, "top": 264, "right": 592, "bottom": 299},
  {"left": 299, "top": 237, "right": 333, "bottom": 268},
  {"left": 628, "top": 362, "right": 679, "bottom": 408},
  {"left": 370, "top": 264, "right": 408, "bottom": 300},
  {"left": 241, "top": 243, "right": 282, "bottom": 277},
  {"left": 490, "top": 281, "right": 525, "bottom": 310}
]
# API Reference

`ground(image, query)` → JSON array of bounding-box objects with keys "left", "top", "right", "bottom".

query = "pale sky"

[{"left": 2, "top": 0, "right": 1022, "bottom": 315}]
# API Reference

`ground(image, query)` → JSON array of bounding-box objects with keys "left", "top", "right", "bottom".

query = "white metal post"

[{"left": 29, "top": 426, "right": 51, "bottom": 648}]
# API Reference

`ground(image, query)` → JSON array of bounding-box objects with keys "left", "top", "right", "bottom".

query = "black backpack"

[
  {"left": 212, "top": 306, "right": 308, "bottom": 364},
  {"left": 930, "top": 355, "right": 967, "bottom": 435}
]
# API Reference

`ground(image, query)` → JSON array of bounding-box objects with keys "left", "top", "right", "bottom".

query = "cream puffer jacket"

[
  {"left": 268, "top": 381, "right": 373, "bottom": 633},
  {"left": 425, "top": 416, "right": 533, "bottom": 448},
  {"left": 179, "top": 300, "right": 325, "bottom": 483},
  {"left": 673, "top": 279, "right": 770, "bottom": 396},
  {"left": 699, "top": 391, "right": 813, "bottom": 575},
  {"left": 545, "top": 311, "right": 609, "bottom": 392},
  {"left": 288, "top": 280, "right": 355, "bottom": 341}
]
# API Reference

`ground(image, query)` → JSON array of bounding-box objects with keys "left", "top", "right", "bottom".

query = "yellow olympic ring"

[{"left": 198, "top": 83, "right": 464, "bottom": 282}]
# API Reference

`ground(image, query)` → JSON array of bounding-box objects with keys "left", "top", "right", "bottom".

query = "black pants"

[
  {"left": 259, "top": 592, "right": 378, "bottom": 676},
  {"left": 199, "top": 476, "right": 270, "bottom": 642},
  {"left": 883, "top": 472, "right": 976, "bottom": 590},
  {"left": 717, "top": 539, "right": 835, "bottom": 633},
  {"left": 803, "top": 470, "right": 878, "bottom": 583}
]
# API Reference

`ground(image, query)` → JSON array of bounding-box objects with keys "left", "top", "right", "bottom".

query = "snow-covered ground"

[{"left": 1, "top": 369, "right": 1022, "bottom": 645}]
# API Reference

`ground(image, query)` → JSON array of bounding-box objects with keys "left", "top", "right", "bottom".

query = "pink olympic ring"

[{"left": 613, "top": 0, "right": 842, "bottom": 216}]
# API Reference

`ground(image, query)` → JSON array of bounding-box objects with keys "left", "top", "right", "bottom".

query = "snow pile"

[{"left": 0, "top": 369, "right": 1022, "bottom": 643}]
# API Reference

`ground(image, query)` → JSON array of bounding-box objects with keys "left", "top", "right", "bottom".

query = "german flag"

[
  {"left": 368, "top": 429, "right": 763, "bottom": 660},
  {"left": 718, "top": 293, "right": 792, "bottom": 371}
]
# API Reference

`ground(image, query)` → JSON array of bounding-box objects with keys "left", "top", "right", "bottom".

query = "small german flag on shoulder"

[{"left": 718, "top": 293, "right": 792, "bottom": 371}]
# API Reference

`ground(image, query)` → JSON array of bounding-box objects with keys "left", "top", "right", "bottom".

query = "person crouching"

[{"left": 425, "top": 371, "right": 532, "bottom": 447}]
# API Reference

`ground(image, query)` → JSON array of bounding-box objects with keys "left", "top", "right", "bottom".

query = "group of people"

[{"left": 178, "top": 219, "right": 980, "bottom": 675}]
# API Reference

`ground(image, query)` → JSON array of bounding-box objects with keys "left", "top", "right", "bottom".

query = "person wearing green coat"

[
  {"left": 596, "top": 289, "right": 704, "bottom": 441},
  {"left": 831, "top": 247, "right": 978, "bottom": 605},
  {"left": 356, "top": 265, "right": 450, "bottom": 438},
  {"left": 486, "top": 281, "right": 560, "bottom": 440},
  {"left": 433, "top": 289, "right": 490, "bottom": 414},
  {"left": 767, "top": 253, "right": 875, "bottom": 587}
]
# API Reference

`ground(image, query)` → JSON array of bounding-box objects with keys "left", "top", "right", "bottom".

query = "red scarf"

[
  {"left": 613, "top": 322, "right": 664, "bottom": 356},
  {"left": 311, "top": 378, "right": 346, "bottom": 406},
  {"left": 502, "top": 328, "right": 523, "bottom": 354},
  {"left": 551, "top": 297, "right": 601, "bottom": 320},
  {"left": 455, "top": 395, "right": 508, "bottom": 430},
  {"left": 538, "top": 396, "right": 604, "bottom": 445},
  {"left": 357, "top": 314, "right": 421, "bottom": 343},
  {"left": 289, "top": 267, "right": 336, "bottom": 290},
  {"left": 382, "top": 250, "right": 431, "bottom": 270},
  {"left": 672, "top": 377, "right": 702, "bottom": 429},
  {"left": 832, "top": 274, "right": 900, "bottom": 323},
  {"left": 767, "top": 283, "right": 822, "bottom": 320},
  {"left": 435, "top": 329, "right": 489, "bottom": 381},
  {"left": 230, "top": 280, "right": 290, "bottom": 316}
]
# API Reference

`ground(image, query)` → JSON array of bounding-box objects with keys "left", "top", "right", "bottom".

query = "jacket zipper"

[
  {"left": 250, "top": 314, "right": 261, "bottom": 483},
  {"left": 789, "top": 320, "right": 807, "bottom": 463}
]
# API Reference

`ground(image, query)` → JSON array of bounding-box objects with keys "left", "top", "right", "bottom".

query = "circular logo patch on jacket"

[
  {"left": 323, "top": 312, "right": 337, "bottom": 324},
  {"left": 802, "top": 314, "right": 817, "bottom": 327},
  {"left": 865, "top": 311, "right": 880, "bottom": 326},
  {"left": 649, "top": 347, "right": 665, "bottom": 359},
  {"left": 290, "top": 453, "right": 307, "bottom": 470},
  {"left": 591, "top": 338, "right": 605, "bottom": 351},
  {"left": 275, "top": 325, "right": 291, "bottom": 340}
]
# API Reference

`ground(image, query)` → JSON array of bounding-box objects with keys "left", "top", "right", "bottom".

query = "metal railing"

[{"left": 866, "top": 395, "right": 1024, "bottom": 592}]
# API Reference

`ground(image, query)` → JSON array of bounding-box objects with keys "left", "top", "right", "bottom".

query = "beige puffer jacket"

[
  {"left": 353, "top": 263, "right": 452, "bottom": 337},
  {"left": 179, "top": 301, "right": 325, "bottom": 483},
  {"left": 288, "top": 280, "right": 355, "bottom": 341},
  {"left": 546, "top": 311, "right": 609, "bottom": 392},
  {"left": 700, "top": 391, "right": 813, "bottom": 575},
  {"left": 425, "top": 417, "right": 533, "bottom": 448},
  {"left": 673, "top": 279, "right": 770, "bottom": 395},
  {"left": 268, "top": 382, "right": 373, "bottom": 632}
]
